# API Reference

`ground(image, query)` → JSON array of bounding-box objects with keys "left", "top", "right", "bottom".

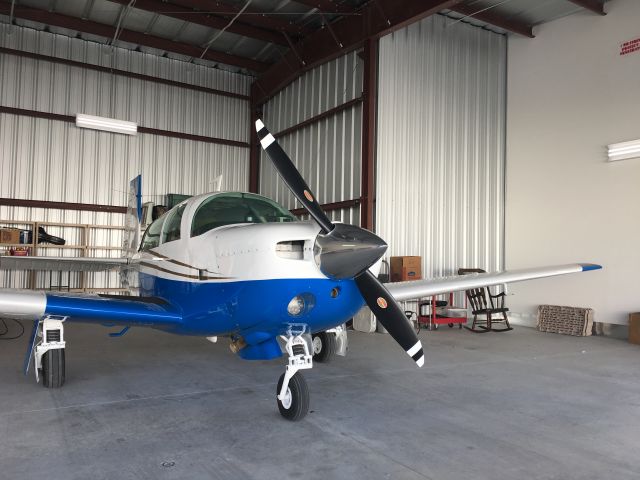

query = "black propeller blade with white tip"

[
  {"left": 255, "top": 119, "right": 334, "bottom": 234},
  {"left": 355, "top": 271, "right": 424, "bottom": 366},
  {"left": 255, "top": 119, "right": 424, "bottom": 368}
]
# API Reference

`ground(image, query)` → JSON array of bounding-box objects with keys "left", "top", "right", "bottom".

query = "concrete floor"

[{"left": 1, "top": 323, "right": 640, "bottom": 480}]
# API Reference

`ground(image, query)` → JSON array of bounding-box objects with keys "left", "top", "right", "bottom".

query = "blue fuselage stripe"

[{"left": 138, "top": 273, "right": 365, "bottom": 337}]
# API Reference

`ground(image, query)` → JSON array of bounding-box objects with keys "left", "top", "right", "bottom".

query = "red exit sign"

[{"left": 620, "top": 37, "right": 640, "bottom": 56}]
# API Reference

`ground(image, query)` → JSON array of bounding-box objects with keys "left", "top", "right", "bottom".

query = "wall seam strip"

[
  {"left": 0, "top": 106, "right": 250, "bottom": 148},
  {"left": 274, "top": 96, "right": 363, "bottom": 138}
]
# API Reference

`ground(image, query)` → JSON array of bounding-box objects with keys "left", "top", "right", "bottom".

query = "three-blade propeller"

[{"left": 256, "top": 120, "right": 424, "bottom": 368}]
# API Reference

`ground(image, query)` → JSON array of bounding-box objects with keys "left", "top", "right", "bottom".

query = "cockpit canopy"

[{"left": 140, "top": 192, "right": 296, "bottom": 251}]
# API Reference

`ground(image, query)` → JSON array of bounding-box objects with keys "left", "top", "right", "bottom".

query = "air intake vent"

[
  {"left": 276, "top": 241, "right": 304, "bottom": 260},
  {"left": 46, "top": 329, "right": 61, "bottom": 342}
]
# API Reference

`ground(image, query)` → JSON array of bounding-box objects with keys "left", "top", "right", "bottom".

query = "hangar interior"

[{"left": 1, "top": 0, "right": 639, "bottom": 479}]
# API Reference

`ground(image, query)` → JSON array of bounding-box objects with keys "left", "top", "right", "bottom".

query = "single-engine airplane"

[{"left": 0, "top": 120, "right": 601, "bottom": 420}]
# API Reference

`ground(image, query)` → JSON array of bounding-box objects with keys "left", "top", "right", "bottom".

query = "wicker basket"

[{"left": 537, "top": 305, "right": 593, "bottom": 336}]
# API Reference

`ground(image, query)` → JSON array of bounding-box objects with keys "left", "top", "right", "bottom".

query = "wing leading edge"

[
  {"left": 385, "top": 263, "right": 602, "bottom": 302},
  {"left": 0, "top": 289, "right": 182, "bottom": 327}
]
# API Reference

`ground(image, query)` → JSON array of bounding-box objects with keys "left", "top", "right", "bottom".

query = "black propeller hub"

[{"left": 313, "top": 224, "right": 387, "bottom": 280}]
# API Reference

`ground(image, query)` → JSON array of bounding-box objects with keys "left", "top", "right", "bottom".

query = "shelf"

[
  {"left": 1, "top": 218, "right": 128, "bottom": 292},
  {"left": 2, "top": 245, "right": 125, "bottom": 251},
  {"left": 35, "top": 245, "right": 87, "bottom": 250}
]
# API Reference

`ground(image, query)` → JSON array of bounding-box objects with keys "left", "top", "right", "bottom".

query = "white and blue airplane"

[{"left": 0, "top": 120, "right": 601, "bottom": 421}]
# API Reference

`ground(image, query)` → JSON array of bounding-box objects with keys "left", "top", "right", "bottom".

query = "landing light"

[{"left": 287, "top": 296, "right": 305, "bottom": 316}]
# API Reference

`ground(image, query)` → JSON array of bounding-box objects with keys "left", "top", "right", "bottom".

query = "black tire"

[
  {"left": 311, "top": 332, "right": 336, "bottom": 363},
  {"left": 276, "top": 372, "right": 309, "bottom": 421},
  {"left": 42, "top": 349, "right": 65, "bottom": 388},
  {"left": 448, "top": 323, "right": 454, "bottom": 328}
]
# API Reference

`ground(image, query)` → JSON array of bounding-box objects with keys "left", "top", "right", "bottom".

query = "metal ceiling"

[
  {"left": 442, "top": 0, "right": 608, "bottom": 36},
  {"left": 0, "top": 0, "right": 609, "bottom": 77}
]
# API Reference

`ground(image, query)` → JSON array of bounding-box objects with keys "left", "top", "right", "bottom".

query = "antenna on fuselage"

[{"left": 211, "top": 175, "right": 223, "bottom": 192}]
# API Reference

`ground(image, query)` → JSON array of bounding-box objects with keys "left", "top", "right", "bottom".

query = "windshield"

[
  {"left": 191, "top": 192, "right": 296, "bottom": 237},
  {"left": 139, "top": 213, "right": 166, "bottom": 251}
]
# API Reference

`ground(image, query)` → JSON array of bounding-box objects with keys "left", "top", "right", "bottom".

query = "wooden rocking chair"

[{"left": 457, "top": 268, "right": 513, "bottom": 333}]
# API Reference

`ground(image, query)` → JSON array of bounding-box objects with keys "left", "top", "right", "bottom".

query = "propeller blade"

[
  {"left": 255, "top": 119, "right": 334, "bottom": 233},
  {"left": 355, "top": 270, "right": 424, "bottom": 367}
]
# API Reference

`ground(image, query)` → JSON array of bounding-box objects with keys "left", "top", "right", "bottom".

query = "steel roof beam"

[
  {"left": 566, "top": 0, "right": 606, "bottom": 15},
  {"left": 252, "top": 0, "right": 461, "bottom": 104},
  {"left": 0, "top": 1, "right": 270, "bottom": 72},
  {"left": 107, "top": 0, "right": 289, "bottom": 46},
  {"left": 449, "top": 4, "right": 534, "bottom": 38},
  {"left": 0, "top": 46, "right": 249, "bottom": 99},
  {"left": 291, "top": 0, "right": 354, "bottom": 15},
  {"left": 168, "top": 0, "right": 312, "bottom": 36}
]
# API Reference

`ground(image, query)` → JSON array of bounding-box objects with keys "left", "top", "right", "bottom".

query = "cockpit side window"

[
  {"left": 139, "top": 215, "right": 165, "bottom": 251},
  {"left": 161, "top": 203, "right": 186, "bottom": 244},
  {"left": 191, "top": 193, "right": 296, "bottom": 237}
]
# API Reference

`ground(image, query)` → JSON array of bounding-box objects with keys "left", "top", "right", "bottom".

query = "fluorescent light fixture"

[
  {"left": 607, "top": 139, "right": 640, "bottom": 162},
  {"left": 76, "top": 114, "right": 137, "bottom": 136}
]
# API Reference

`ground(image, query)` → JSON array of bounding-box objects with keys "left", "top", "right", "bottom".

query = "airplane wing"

[
  {"left": 0, "top": 289, "right": 182, "bottom": 328},
  {"left": 385, "top": 263, "right": 601, "bottom": 301},
  {"left": 0, "top": 255, "right": 130, "bottom": 272}
]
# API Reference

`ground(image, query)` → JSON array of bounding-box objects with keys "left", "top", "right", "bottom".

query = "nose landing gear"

[{"left": 277, "top": 329, "right": 313, "bottom": 421}]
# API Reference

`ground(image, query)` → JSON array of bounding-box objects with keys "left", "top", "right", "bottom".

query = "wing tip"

[{"left": 580, "top": 263, "right": 602, "bottom": 272}]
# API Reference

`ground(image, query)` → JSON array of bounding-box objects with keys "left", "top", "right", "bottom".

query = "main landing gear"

[
  {"left": 25, "top": 315, "right": 67, "bottom": 388},
  {"left": 277, "top": 329, "right": 313, "bottom": 421},
  {"left": 311, "top": 331, "right": 336, "bottom": 362},
  {"left": 311, "top": 324, "right": 348, "bottom": 363}
]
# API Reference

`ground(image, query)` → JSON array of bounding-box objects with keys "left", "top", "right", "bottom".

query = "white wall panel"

[
  {"left": 376, "top": 15, "right": 506, "bottom": 309},
  {"left": 506, "top": 0, "right": 639, "bottom": 326},
  {"left": 0, "top": 24, "right": 250, "bottom": 290},
  {"left": 259, "top": 52, "right": 363, "bottom": 223}
]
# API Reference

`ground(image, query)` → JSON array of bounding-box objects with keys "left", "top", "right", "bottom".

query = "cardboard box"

[
  {"left": 629, "top": 313, "right": 640, "bottom": 345},
  {"left": 390, "top": 256, "right": 422, "bottom": 282},
  {"left": 0, "top": 228, "right": 20, "bottom": 244}
]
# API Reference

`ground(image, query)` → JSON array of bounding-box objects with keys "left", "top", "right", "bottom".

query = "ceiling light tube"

[
  {"left": 607, "top": 139, "right": 640, "bottom": 162},
  {"left": 76, "top": 114, "right": 137, "bottom": 136}
]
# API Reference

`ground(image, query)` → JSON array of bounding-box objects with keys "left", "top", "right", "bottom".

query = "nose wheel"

[
  {"left": 277, "top": 329, "right": 313, "bottom": 421},
  {"left": 276, "top": 372, "right": 309, "bottom": 421}
]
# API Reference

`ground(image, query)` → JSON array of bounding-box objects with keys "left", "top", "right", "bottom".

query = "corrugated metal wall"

[
  {"left": 376, "top": 15, "right": 507, "bottom": 309},
  {"left": 259, "top": 51, "right": 363, "bottom": 225},
  {"left": 0, "top": 24, "right": 251, "bottom": 289}
]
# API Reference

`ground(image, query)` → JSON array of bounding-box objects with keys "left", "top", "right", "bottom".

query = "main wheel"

[
  {"left": 42, "top": 349, "right": 65, "bottom": 388},
  {"left": 311, "top": 332, "right": 336, "bottom": 363},
  {"left": 276, "top": 372, "right": 309, "bottom": 421}
]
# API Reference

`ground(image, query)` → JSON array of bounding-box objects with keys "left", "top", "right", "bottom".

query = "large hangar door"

[{"left": 376, "top": 14, "right": 507, "bottom": 309}]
